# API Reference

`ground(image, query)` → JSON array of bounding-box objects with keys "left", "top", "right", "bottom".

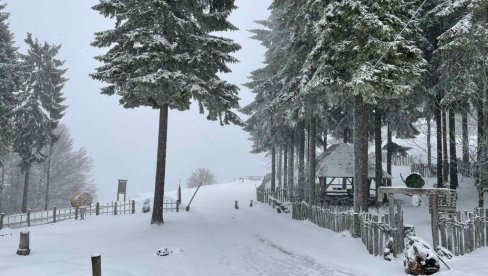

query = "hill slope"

[{"left": 1, "top": 180, "right": 487, "bottom": 275}]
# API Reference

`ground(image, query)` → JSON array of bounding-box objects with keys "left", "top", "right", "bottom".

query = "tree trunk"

[
  {"left": 435, "top": 98, "right": 444, "bottom": 187},
  {"left": 298, "top": 123, "right": 306, "bottom": 201},
  {"left": 151, "top": 104, "right": 169, "bottom": 225},
  {"left": 387, "top": 122, "right": 392, "bottom": 187},
  {"left": 308, "top": 117, "right": 316, "bottom": 204},
  {"left": 21, "top": 167, "right": 30, "bottom": 213},
  {"left": 288, "top": 132, "right": 295, "bottom": 199},
  {"left": 323, "top": 129, "right": 328, "bottom": 151},
  {"left": 478, "top": 95, "right": 487, "bottom": 207},
  {"left": 277, "top": 147, "right": 282, "bottom": 188},
  {"left": 0, "top": 165, "right": 4, "bottom": 213},
  {"left": 427, "top": 113, "right": 432, "bottom": 168},
  {"left": 462, "top": 110, "right": 469, "bottom": 169},
  {"left": 354, "top": 95, "right": 369, "bottom": 212},
  {"left": 14, "top": 168, "right": 20, "bottom": 211},
  {"left": 271, "top": 146, "right": 276, "bottom": 192},
  {"left": 374, "top": 109, "right": 383, "bottom": 200},
  {"left": 283, "top": 146, "right": 288, "bottom": 191},
  {"left": 449, "top": 109, "right": 458, "bottom": 189},
  {"left": 44, "top": 144, "right": 53, "bottom": 211},
  {"left": 442, "top": 110, "right": 449, "bottom": 182},
  {"left": 343, "top": 128, "right": 349, "bottom": 143}
]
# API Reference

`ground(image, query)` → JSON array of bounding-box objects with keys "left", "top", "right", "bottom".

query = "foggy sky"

[{"left": 5, "top": 0, "right": 272, "bottom": 201}]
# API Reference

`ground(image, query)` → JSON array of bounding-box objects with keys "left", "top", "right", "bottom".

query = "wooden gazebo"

[{"left": 316, "top": 143, "right": 392, "bottom": 198}]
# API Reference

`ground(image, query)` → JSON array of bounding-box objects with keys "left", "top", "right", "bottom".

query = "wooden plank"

[{"left": 378, "top": 187, "right": 455, "bottom": 202}]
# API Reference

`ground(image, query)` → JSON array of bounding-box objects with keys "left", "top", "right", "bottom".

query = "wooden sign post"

[{"left": 117, "top": 179, "right": 127, "bottom": 202}]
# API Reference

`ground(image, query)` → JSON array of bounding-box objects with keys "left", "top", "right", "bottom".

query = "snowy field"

[{"left": 1, "top": 179, "right": 488, "bottom": 275}]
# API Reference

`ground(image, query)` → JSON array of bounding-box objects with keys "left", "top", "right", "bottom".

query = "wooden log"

[
  {"left": 16, "top": 231, "right": 31, "bottom": 256},
  {"left": 439, "top": 220, "right": 447, "bottom": 248},
  {"left": 53, "top": 207, "right": 57, "bottom": 223},
  {"left": 91, "top": 254, "right": 101, "bottom": 276}
]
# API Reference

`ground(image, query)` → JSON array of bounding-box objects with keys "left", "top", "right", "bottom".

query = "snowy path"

[{"left": 1, "top": 180, "right": 486, "bottom": 275}]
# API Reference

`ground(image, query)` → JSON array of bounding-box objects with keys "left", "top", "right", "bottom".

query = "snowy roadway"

[{"left": 1, "top": 180, "right": 487, "bottom": 275}]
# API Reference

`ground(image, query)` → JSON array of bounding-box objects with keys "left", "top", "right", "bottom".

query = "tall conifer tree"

[{"left": 91, "top": 0, "right": 241, "bottom": 224}]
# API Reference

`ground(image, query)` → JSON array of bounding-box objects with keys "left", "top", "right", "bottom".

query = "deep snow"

[{"left": 1, "top": 179, "right": 487, "bottom": 275}]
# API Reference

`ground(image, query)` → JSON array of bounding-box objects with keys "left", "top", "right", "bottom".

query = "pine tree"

[
  {"left": 91, "top": 0, "right": 241, "bottom": 224},
  {"left": 13, "top": 34, "right": 67, "bottom": 213},
  {"left": 0, "top": 3, "right": 21, "bottom": 164}
]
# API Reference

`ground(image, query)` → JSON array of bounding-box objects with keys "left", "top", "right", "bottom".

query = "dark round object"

[{"left": 405, "top": 173, "right": 425, "bottom": 188}]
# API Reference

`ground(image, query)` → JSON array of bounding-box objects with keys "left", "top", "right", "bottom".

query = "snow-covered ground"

[{"left": 1, "top": 179, "right": 487, "bottom": 275}]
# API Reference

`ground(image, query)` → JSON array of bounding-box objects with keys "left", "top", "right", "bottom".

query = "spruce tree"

[
  {"left": 307, "top": 0, "right": 425, "bottom": 211},
  {"left": 13, "top": 34, "right": 67, "bottom": 213},
  {"left": 0, "top": 3, "right": 21, "bottom": 164},
  {"left": 91, "top": 0, "right": 241, "bottom": 224}
]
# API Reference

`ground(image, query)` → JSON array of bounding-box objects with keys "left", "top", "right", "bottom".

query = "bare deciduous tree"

[{"left": 186, "top": 168, "right": 216, "bottom": 188}]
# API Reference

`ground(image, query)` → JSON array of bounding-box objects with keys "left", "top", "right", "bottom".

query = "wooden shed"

[{"left": 316, "top": 143, "right": 392, "bottom": 198}]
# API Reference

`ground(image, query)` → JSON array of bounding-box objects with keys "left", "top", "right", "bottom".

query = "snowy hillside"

[{"left": 1, "top": 179, "right": 488, "bottom": 276}]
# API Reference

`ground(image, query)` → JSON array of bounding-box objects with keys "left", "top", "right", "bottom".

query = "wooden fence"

[
  {"left": 369, "top": 152, "right": 415, "bottom": 167},
  {"left": 291, "top": 202, "right": 405, "bottom": 257},
  {"left": 256, "top": 187, "right": 289, "bottom": 204},
  {"left": 411, "top": 161, "right": 477, "bottom": 178},
  {"left": 0, "top": 199, "right": 179, "bottom": 230},
  {"left": 437, "top": 208, "right": 488, "bottom": 256}
]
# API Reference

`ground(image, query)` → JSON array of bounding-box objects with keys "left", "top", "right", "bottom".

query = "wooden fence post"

[
  {"left": 176, "top": 200, "right": 179, "bottom": 212},
  {"left": 96, "top": 202, "right": 100, "bottom": 216},
  {"left": 352, "top": 213, "right": 360, "bottom": 238},
  {"left": 0, "top": 213, "right": 4, "bottom": 230},
  {"left": 53, "top": 207, "right": 57, "bottom": 223},
  {"left": 114, "top": 202, "right": 118, "bottom": 215},
  {"left": 91, "top": 254, "right": 101, "bottom": 276},
  {"left": 16, "top": 231, "right": 31, "bottom": 256},
  {"left": 75, "top": 205, "right": 79, "bottom": 220},
  {"left": 132, "top": 200, "right": 136, "bottom": 214},
  {"left": 430, "top": 195, "right": 439, "bottom": 249},
  {"left": 27, "top": 209, "right": 31, "bottom": 227}
]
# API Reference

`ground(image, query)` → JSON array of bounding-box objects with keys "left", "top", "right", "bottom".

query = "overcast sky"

[{"left": 5, "top": 0, "right": 272, "bottom": 201}]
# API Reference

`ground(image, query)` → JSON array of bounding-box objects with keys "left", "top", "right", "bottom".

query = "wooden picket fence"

[
  {"left": 0, "top": 199, "right": 179, "bottom": 230},
  {"left": 411, "top": 161, "right": 477, "bottom": 178},
  {"left": 411, "top": 163, "right": 437, "bottom": 178},
  {"left": 437, "top": 208, "right": 488, "bottom": 256},
  {"left": 291, "top": 202, "right": 405, "bottom": 257},
  {"left": 369, "top": 152, "right": 415, "bottom": 167},
  {"left": 256, "top": 187, "right": 289, "bottom": 204}
]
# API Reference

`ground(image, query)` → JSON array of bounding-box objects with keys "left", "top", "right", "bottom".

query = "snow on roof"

[{"left": 316, "top": 143, "right": 392, "bottom": 179}]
